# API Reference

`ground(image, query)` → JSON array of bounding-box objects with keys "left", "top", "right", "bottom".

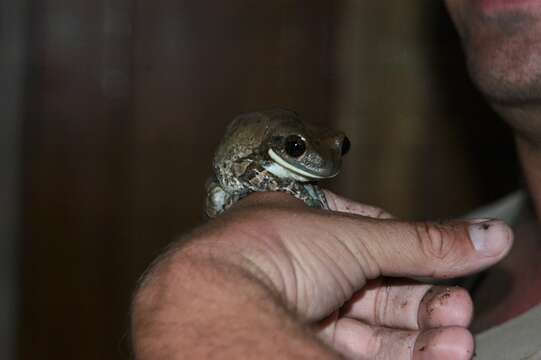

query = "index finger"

[{"left": 341, "top": 279, "right": 473, "bottom": 330}]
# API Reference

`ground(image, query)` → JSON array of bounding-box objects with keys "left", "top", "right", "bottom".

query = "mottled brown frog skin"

[{"left": 205, "top": 109, "right": 350, "bottom": 218}]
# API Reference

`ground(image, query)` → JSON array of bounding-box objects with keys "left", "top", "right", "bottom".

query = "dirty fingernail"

[
  {"left": 414, "top": 327, "right": 474, "bottom": 360},
  {"left": 469, "top": 220, "right": 513, "bottom": 257},
  {"left": 468, "top": 218, "right": 491, "bottom": 224}
]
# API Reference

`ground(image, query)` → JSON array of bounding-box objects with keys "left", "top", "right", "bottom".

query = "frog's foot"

[
  {"left": 264, "top": 180, "right": 328, "bottom": 210},
  {"left": 293, "top": 183, "right": 329, "bottom": 210},
  {"left": 205, "top": 178, "right": 240, "bottom": 218},
  {"left": 300, "top": 183, "right": 329, "bottom": 209}
]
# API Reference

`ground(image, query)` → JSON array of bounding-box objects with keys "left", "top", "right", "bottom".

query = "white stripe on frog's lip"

[
  {"left": 263, "top": 162, "right": 312, "bottom": 182},
  {"left": 268, "top": 149, "right": 327, "bottom": 181}
]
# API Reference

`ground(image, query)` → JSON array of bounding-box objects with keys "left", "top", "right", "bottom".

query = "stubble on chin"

[{"left": 462, "top": 12, "right": 541, "bottom": 106}]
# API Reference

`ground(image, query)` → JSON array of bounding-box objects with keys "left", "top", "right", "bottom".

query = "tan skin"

[
  {"left": 132, "top": 190, "right": 512, "bottom": 359},
  {"left": 445, "top": 0, "right": 541, "bottom": 332},
  {"left": 131, "top": 1, "right": 541, "bottom": 358}
]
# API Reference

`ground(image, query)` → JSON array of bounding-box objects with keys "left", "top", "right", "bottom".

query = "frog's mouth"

[{"left": 267, "top": 149, "right": 329, "bottom": 182}]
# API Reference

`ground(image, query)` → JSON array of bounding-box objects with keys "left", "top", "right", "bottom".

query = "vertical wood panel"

[
  {"left": 21, "top": 0, "right": 135, "bottom": 358},
  {"left": 0, "top": 0, "right": 27, "bottom": 357},
  {"left": 331, "top": 1, "right": 517, "bottom": 219}
]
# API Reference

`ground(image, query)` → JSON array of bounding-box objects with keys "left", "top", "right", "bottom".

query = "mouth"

[
  {"left": 267, "top": 149, "right": 336, "bottom": 181},
  {"left": 472, "top": 0, "right": 541, "bottom": 14}
]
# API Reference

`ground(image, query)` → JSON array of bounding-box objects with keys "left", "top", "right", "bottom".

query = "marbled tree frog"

[{"left": 205, "top": 109, "right": 350, "bottom": 218}]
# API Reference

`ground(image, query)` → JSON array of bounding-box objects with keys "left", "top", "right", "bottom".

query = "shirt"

[{"left": 465, "top": 191, "right": 541, "bottom": 360}]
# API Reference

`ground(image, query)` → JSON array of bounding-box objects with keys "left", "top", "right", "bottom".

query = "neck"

[
  {"left": 517, "top": 138, "right": 541, "bottom": 221},
  {"left": 471, "top": 105, "right": 541, "bottom": 332},
  {"left": 496, "top": 104, "right": 541, "bottom": 222}
]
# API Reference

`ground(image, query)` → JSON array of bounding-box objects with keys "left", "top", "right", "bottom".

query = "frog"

[{"left": 205, "top": 108, "right": 350, "bottom": 218}]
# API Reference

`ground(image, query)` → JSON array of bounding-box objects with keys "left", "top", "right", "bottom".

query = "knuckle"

[
  {"left": 415, "top": 222, "right": 458, "bottom": 260},
  {"left": 372, "top": 278, "right": 393, "bottom": 326},
  {"left": 224, "top": 207, "right": 287, "bottom": 243}
]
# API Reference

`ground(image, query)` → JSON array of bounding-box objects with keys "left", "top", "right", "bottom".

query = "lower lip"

[{"left": 473, "top": 0, "right": 540, "bottom": 14}]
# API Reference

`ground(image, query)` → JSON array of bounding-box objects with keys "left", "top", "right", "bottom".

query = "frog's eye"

[
  {"left": 341, "top": 136, "right": 351, "bottom": 156},
  {"left": 284, "top": 135, "right": 306, "bottom": 158}
]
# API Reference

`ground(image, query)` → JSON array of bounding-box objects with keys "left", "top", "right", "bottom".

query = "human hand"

[{"left": 133, "top": 190, "right": 513, "bottom": 359}]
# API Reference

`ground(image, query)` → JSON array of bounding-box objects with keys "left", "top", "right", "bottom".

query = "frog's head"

[{"left": 263, "top": 109, "right": 350, "bottom": 182}]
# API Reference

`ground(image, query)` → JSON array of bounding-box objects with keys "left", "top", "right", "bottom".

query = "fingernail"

[
  {"left": 468, "top": 218, "right": 491, "bottom": 224},
  {"left": 414, "top": 327, "right": 474, "bottom": 359},
  {"left": 469, "top": 219, "right": 512, "bottom": 256}
]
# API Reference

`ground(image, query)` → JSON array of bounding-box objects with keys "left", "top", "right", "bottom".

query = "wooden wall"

[
  {"left": 330, "top": 1, "right": 517, "bottom": 219},
  {"left": 19, "top": 1, "right": 518, "bottom": 359},
  {"left": 1, "top": 0, "right": 27, "bottom": 358},
  {"left": 20, "top": 1, "right": 335, "bottom": 359}
]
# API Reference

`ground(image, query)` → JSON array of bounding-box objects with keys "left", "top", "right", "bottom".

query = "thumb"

[
  {"left": 321, "top": 190, "right": 512, "bottom": 278},
  {"left": 235, "top": 191, "right": 513, "bottom": 280},
  {"left": 338, "top": 216, "right": 513, "bottom": 279}
]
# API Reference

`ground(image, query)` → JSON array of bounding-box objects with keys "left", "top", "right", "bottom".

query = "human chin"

[{"left": 458, "top": 5, "right": 541, "bottom": 104}]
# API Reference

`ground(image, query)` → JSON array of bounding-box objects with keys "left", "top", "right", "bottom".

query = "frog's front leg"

[
  {"left": 205, "top": 177, "right": 242, "bottom": 218},
  {"left": 276, "top": 181, "right": 328, "bottom": 209}
]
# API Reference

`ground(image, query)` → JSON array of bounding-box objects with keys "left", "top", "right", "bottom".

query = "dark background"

[{"left": 1, "top": 1, "right": 519, "bottom": 359}]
